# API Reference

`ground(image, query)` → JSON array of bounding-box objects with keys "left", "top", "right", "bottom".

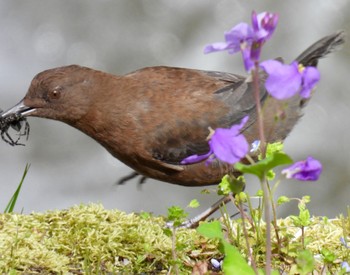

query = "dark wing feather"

[
  {"left": 148, "top": 68, "right": 267, "bottom": 165},
  {"left": 295, "top": 30, "right": 345, "bottom": 66}
]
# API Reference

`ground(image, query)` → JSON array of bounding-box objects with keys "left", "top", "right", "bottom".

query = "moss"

[
  {"left": 0, "top": 204, "right": 349, "bottom": 274},
  {"left": 0, "top": 204, "right": 219, "bottom": 274}
]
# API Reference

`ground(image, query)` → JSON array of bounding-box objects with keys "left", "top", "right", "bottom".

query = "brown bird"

[{"left": 1, "top": 31, "right": 344, "bottom": 187}]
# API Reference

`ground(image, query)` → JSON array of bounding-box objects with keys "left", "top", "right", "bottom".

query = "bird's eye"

[{"left": 49, "top": 88, "right": 62, "bottom": 100}]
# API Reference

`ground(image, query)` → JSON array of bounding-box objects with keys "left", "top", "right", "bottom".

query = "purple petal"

[
  {"left": 204, "top": 42, "right": 234, "bottom": 54},
  {"left": 225, "top": 23, "right": 254, "bottom": 44},
  {"left": 224, "top": 23, "right": 254, "bottom": 54},
  {"left": 342, "top": 262, "right": 350, "bottom": 272},
  {"left": 300, "top": 66, "right": 320, "bottom": 98},
  {"left": 282, "top": 156, "right": 322, "bottom": 181},
  {"left": 181, "top": 117, "right": 249, "bottom": 165},
  {"left": 204, "top": 23, "right": 254, "bottom": 55},
  {"left": 181, "top": 151, "right": 212, "bottom": 165},
  {"left": 228, "top": 115, "right": 249, "bottom": 135},
  {"left": 237, "top": 115, "right": 249, "bottom": 129},
  {"left": 210, "top": 133, "right": 249, "bottom": 164},
  {"left": 260, "top": 60, "right": 302, "bottom": 100},
  {"left": 250, "top": 140, "right": 261, "bottom": 153},
  {"left": 259, "top": 12, "right": 278, "bottom": 39},
  {"left": 251, "top": 11, "right": 259, "bottom": 32},
  {"left": 241, "top": 47, "right": 254, "bottom": 71},
  {"left": 251, "top": 11, "right": 278, "bottom": 41},
  {"left": 340, "top": 237, "right": 350, "bottom": 249},
  {"left": 209, "top": 116, "right": 249, "bottom": 164},
  {"left": 260, "top": 59, "right": 282, "bottom": 73}
]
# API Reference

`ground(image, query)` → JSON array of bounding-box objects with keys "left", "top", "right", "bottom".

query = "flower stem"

[
  {"left": 252, "top": 63, "right": 271, "bottom": 274},
  {"left": 171, "top": 227, "right": 179, "bottom": 275},
  {"left": 261, "top": 176, "right": 271, "bottom": 274},
  {"left": 234, "top": 194, "right": 258, "bottom": 274},
  {"left": 267, "top": 180, "right": 282, "bottom": 251},
  {"left": 252, "top": 63, "right": 266, "bottom": 158}
]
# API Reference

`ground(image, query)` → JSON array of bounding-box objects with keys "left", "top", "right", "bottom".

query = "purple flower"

[
  {"left": 250, "top": 11, "right": 278, "bottom": 62},
  {"left": 341, "top": 262, "right": 350, "bottom": 272},
  {"left": 260, "top": 60, "right": 320, "bottom": 100},
  {"left": 340, "top": 237, "right": 350, "bottom": 249},
  {"left": 181, "top": 116, "right": 249, "bottom": 165},
  {"left": 250, "top": 140, "right": 261, "bottom": 153},
  {"left": 282, "top": 156, "right": 322, "bottom": 181},
  {"left": 204, "top": 11, "right": 278, "bottom": 71}
]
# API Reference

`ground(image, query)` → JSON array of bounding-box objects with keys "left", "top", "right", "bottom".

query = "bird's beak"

[{"left": 1, "top": 100, "right": 35, "bottom": 118}]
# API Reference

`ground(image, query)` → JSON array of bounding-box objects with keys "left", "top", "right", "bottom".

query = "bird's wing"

[{"left": 144, "top": 68, "right": 267, "bottom": 166}]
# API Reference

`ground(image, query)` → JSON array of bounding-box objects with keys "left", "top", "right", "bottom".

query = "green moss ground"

[
  {"left": 0, "top": 203, "right": 349, "bottom": 274},
  {"left": 0, "top": 204, "right": 218, "bottom": 274}
]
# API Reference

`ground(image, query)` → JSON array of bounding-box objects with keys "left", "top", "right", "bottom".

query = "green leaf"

[
  {"left": 197, "top": 221, "right": 223, "bottom": 240},
  {"left": 200, "top": 189, "right": 211, "bottom": 195},
  {"left": 235, "top": 152, "right": 293, "bottom": 180},
  {"left": 296, "top": 250, "right": 315, "bottom": 275},
  {"left": 139, "top": 211, "right": 152, "bottom": 219},
  {"left": 167, "top": 206, "right": 188, "bottom": 226},
  {"left": 265, "top": 142, "right": 284, "bottom": 158},
  {"left": 162, "top": 228, "right": 172, "bottom": 237},
  {"left": 321, "top": 248, "right": 336, "bottom": 263},
  {"left": 187, "top": 199, "right": 200, "bottom": 208},
  {"left": 277, "top": 196, "right": 290, "bottom": 205},
  {"left": 222, "top": 240, "right": 255, "bottom": 275},
  {"left": 290, "top": 215, "right": 301, "bottom": 227},
  {"left": 5, "top": 164, "right": 30, "bottom": 213},
  {"left": 255, "top": 189, "right": 263, "bottom": 197},
  {"left": 266, "top": 169, "right": 276, "bottom": 180},
  {"left": 298, "top": 209, "right": 311, "bottom": 227},
  {"left": 218, "top": 175, "right": 246, "bottom": 195},
  {"left": 302, "top": 196, "right": 311, "bottom": 204},
  {"left": 291, "top": 208, "right": 311, "bottom": 227},
  {"left": 198, "top": 222, "right": 255, "bottom": 274}
]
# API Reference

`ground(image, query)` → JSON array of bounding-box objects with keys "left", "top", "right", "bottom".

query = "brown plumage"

[{"left": 1, "top": 31, "right": 345, "bottom": 186}]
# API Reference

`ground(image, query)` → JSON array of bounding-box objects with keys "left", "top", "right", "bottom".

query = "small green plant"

[
  {"left": 4, "top": 164, "right": 30, "bottom": 213},
  {"left": 164, "top": 205, "right": 189, "bottom": 274},
  {"left": 198, "top": 221, "right": 257, "bottom": 275}
]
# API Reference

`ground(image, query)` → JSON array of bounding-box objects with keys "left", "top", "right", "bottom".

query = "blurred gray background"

[{"left": 0, "top": 0, "right": 349, "bottom": 218}]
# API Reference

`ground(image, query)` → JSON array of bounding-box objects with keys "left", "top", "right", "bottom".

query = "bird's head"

[{"left": 1, "top": 65, "right": 98, "bottom": 124}]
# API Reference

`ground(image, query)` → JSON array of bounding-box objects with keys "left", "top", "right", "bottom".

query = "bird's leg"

[
  {"left": 117, "top": 171, "right": 140, "bottom": 185},
  {"left": 117, "top": 171, "right": 148, "bottom": 185},
  {"left": 138, "top": 176, "right": 148, "bottom": 184}
]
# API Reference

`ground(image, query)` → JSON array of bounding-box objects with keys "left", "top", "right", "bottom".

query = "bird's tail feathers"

[{"left": 295, "top": 30, "right": 345, "bottom": 67}]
